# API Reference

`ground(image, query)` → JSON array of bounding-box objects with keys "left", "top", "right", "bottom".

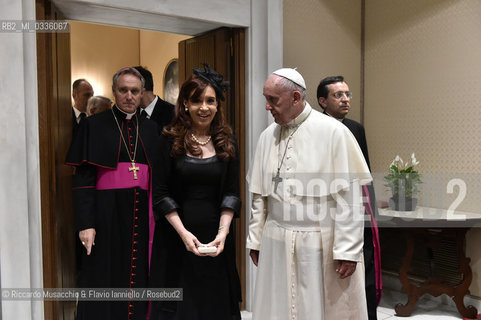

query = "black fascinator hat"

[{"left": 193, "top": 63, "right": 229, "bottom": 101}]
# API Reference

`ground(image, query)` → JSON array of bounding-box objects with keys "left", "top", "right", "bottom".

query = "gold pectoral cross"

[{"left": 129, "top": 161, "right": 140, "bottom": 180}]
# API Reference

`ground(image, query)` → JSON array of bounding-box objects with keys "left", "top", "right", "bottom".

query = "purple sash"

[
  {"left": 363, "top": 184, "right": 383, "bottom": 306},
  {"left": 96, "top": 162, "right": 155, "bottom": 271}
]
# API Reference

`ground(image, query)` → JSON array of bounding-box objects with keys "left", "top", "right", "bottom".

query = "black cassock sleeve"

[{"left": 72, "top": 163, "right": 97, "bottom": 232}]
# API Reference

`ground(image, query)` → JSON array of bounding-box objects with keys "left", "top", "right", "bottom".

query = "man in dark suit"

[
  {"left": 133, "top": 66, "right": 174, "bottom": 133},
  {"left": 70, "top": 79, "right": 94, "bottom": 276},
  {"left": 317, "top": 76, "right": 379, "bottom": 320},
  {"left": 71, "top": 79, "right": 94, "bottom": 136}
]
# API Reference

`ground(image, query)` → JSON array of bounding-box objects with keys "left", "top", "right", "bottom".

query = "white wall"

[{"left": 0, "top": 0, "right": 44, "bottom": 319}]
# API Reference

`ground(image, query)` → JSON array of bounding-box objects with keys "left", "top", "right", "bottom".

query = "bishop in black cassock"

[{"left": 66, "top": 68, "right": 159, "bottom": 320}]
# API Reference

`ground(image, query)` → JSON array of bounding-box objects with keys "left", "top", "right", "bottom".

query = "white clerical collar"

[
  {"left": 117, "top": 106, "right": 136, "bottom": 119},
  {"left": 325, "top": 111, "right": 344, "bottom": 122},
  {"left": 72, "top": 106, "right": 85, "bottom": 123},
  {"left": 142, "top": 95, "right": 158, "bottom": 118},
  {"left": 286, "top": 102, "right": 311, "bottom": 127}
]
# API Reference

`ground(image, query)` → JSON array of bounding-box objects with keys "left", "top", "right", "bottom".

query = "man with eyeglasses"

[{"left": 317, "top": 76, "right": 380, "bottom": 320}]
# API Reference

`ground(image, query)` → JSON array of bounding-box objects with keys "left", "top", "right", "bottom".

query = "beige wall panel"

[
  {"left": 365, "top": 0, "right": 481, "bottom": 296},
  {"left": 70, "top": 21, "right": 140, "bottom": 100},
  {"left": 283, "top": 0, "right": 362, "bottom": 121},
  {"left": 139, "top": 31, "right": 191, "bottom": 100}
]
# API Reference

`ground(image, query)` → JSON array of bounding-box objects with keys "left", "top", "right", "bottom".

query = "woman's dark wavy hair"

[{"left": 163, "top": 75, "right": 235, "bottom": 161}]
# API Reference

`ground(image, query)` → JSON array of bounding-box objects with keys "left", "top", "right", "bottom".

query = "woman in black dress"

[{"left": 150, "top": 64, "right": 242, "bottom": 320}]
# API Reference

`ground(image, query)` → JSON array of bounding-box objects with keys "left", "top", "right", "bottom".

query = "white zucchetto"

[{"left": 272, "top": 68, "right": 306, "bottom": 89}]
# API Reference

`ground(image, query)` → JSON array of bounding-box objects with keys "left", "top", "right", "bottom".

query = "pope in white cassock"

[{"left": 246, "top": 68, "right": 373, "bottom": 320}]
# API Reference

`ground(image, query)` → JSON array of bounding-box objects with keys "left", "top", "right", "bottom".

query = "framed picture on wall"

[{"left": 164, "top": 59, "right": 179, "bottom": 105}]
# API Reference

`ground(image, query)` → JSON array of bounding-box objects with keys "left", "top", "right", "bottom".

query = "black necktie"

[
  {"left": 140, "top": 109, "right": 148, "bottom": 120},
  {"left": 79, "top": 112, "right": 86, "bottom": 123}
]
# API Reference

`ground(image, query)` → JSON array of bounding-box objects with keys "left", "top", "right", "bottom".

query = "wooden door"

[
  {"left": 179, "top": 27, "right": 246, "bottom": 308},
  {"left": 36, "top": 0, "right": 76, "bottom": 319}
]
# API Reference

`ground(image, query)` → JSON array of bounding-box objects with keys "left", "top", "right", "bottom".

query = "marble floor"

[
  {"left": 377, "top": 289, "right": 473, "bottom": 319},
  {"left": 241, "top": 288, "right": 481, "bottom": 319}
]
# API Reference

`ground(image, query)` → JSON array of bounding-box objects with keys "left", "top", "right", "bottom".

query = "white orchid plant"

[{"left": 384, "top": 153, "right": 422, "bottom": 199}]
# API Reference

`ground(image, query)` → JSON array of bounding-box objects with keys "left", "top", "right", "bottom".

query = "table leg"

[
  {"left": 452, "top": 230, "right": 477, "bottom": 319},
  {"left": 395, "top": 228, "right": 478, "bottom": 318},
  {"left": 395, "top": 230, "right": 418, "bottom": 316}
]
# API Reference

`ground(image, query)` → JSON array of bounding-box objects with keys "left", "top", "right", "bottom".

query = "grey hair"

[
  {"left": 276, "top": 76, "right": 306, "bottom": 100},
  {"left": 89, "top": 95, "right": 111, "bottom": 106},
  {"left": 87, "top": 95, "right": 112, "bottom": 115},
  {"left": 112, "top": 67, "right": 145, "bottom": 89}
]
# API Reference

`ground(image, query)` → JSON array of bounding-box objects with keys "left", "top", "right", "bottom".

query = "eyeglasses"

[{"left": 333, "top": 91, "right": 352, "bottom": 99}]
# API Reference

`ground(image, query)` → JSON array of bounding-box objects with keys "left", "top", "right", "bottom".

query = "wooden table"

[{"left": 378, "top": 207, "right": 481, "bottom": 318}]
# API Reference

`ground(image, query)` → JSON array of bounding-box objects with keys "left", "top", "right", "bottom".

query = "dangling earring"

[{"left": 185, "top": 107, "right": 188, "bottom": 112}]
